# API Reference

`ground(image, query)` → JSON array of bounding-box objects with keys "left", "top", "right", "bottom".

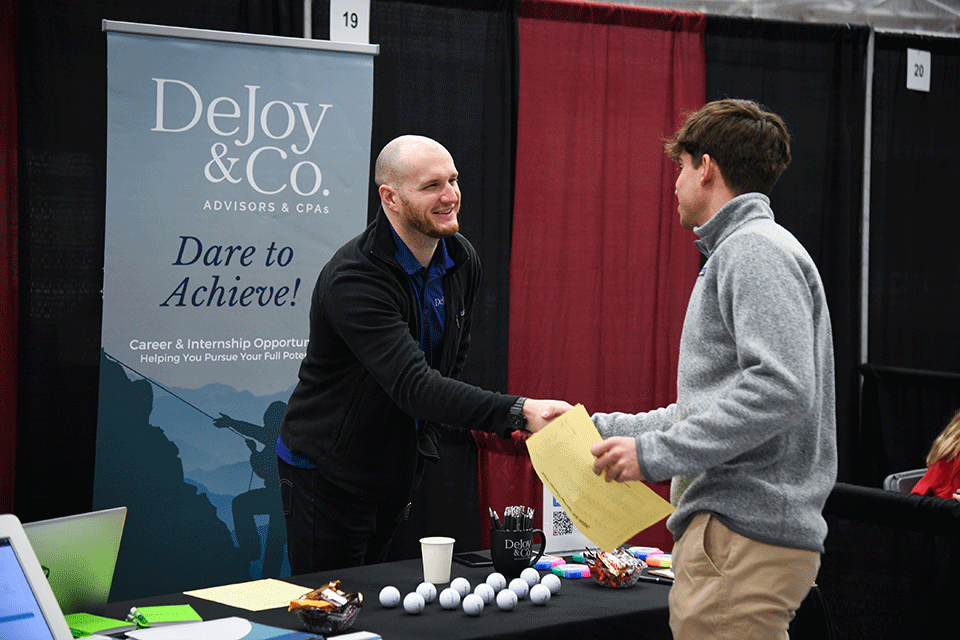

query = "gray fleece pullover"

[{"left": 593, "top": 193, "right": 837, "bottom": 553}]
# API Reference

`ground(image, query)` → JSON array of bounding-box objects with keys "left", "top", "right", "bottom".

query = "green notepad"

[
  {"left": 65, "top": 605, "right": 202, "bottom": 637},
  {"left": 135, "top": 604, "right": 203, "bottom": 626},
  {"left": 63, "top": 612, "right": 135, "bottom": 637}
]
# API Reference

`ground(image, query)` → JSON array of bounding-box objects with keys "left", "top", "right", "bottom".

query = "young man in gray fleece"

[{"left": 590, "top": 100, "right": 837, "bottom": 639}]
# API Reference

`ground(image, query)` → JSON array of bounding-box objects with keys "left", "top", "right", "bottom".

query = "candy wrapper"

[
  {"left": 289, "top": 580, "right": 363, "bottom": 634},
  {"left": 583, "top": 548, "right": 645, "bottom": 588}
]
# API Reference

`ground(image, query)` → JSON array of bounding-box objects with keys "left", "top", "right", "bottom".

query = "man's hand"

[
  {"left": 523, "top": 399, "right": 573, "bottom": 433},
  {"left": 590, "top": 436, "right": 645, "bottom": 482}
]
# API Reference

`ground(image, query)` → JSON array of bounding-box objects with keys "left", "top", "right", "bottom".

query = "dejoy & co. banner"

[{"left": 95, "top": 21, "right": 375, "bottom": 598}]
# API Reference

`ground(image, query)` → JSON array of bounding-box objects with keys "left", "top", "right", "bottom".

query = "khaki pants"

[{"left": 669, "top": 512, "right": 820, "bottom": 640}]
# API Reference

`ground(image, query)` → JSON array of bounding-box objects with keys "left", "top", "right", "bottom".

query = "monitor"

[{"left": 0, "top": 513, "right": 74, "bottom": 640}]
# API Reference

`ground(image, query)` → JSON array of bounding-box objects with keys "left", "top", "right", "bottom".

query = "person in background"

[
  {"left": 579, "top": 100, "right": 837, "bottom": 639},
  {"left": 912, "top": 409, "right": 960, "bottom": 500},
  {"left": 277, "top": 134, "right": 571, "bottom": 574}
]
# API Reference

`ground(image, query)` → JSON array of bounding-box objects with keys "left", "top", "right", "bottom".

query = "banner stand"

[{"left": 95, "top": 20, "right": 375, "bottom": 600}]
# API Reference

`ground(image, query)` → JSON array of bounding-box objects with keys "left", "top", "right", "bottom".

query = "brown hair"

[
  {"left": 665, "top": 99, "right": 791, "bottom": 196},
  {"left": 927, "top": 409, "right": 960, "bottom": 467}
]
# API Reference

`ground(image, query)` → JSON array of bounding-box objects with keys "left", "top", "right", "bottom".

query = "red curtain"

[
  {"left": 1, "top": 0, "right": 17, "bottom": 514},
  {"left": 499, "top": 0, "right": 705, "bottom": 551}
]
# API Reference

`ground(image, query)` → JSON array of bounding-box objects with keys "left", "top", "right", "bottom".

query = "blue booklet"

[{"left": 238, "top": 621, "right": 323, "bottom": 640}]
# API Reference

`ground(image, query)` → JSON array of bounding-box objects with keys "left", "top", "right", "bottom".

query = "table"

[{"left": 103, "top": 557, "right": 672, "bottom": 640}]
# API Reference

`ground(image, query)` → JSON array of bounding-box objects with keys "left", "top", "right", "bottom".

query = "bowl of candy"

[
  {"left": 583, "top": 548, "right": 645, "bottom": 588},
  {"left": 289, "top": 580, "right": 363, "bottom": 634}
]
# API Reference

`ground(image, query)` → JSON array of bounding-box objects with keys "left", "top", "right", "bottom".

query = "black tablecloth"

[{"left": 102, "top": 557, "right": 672, "bottom": 640}]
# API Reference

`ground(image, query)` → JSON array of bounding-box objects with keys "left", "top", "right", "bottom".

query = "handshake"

[
  {"left": 521, "top": 399, "right": 644, "bottom": 484},
  {"left": 521, "top": 399, "right": 574, "bottom": 433}
]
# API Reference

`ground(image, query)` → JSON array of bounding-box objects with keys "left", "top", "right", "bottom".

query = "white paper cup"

[{"left": 420, "top": 536, "right": 455, "bottom": 584}]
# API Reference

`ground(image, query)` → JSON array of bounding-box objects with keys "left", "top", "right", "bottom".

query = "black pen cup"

[{"left": 489, "top": 528, "right": 545, "bottom": 580}]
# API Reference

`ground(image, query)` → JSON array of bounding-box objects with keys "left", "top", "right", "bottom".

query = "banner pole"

[{"left": 304, "top": 0, "right": 312, "bottom": 39}]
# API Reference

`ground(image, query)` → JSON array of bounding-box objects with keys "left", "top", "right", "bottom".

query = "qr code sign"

[{"left": 552, "top": 510, "right": 573, "bottom": 536}]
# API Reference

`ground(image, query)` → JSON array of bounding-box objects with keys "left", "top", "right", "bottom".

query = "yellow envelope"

[{"left": 527, "top": 404, "right": 675, "bottom": 551}]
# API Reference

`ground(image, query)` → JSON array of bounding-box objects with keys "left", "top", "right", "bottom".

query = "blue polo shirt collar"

[{"left": 389, "top": 226, "right": 455, "bottom": 274}]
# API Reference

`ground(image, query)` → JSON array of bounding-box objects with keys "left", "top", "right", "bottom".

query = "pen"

[
  {"left": 499, "top": 505, "right": 536, "bottom": 530},
  {"left": 635, "top": 573, "right": 672, "bottom": 585}
]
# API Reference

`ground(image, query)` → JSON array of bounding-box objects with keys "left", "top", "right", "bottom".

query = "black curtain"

[
  {"left": 869, "top": 33, "right": 960, "bottom": 373},
  {"left": 819, "top": 482, "right": 960, "bottom": 638},
  {"left": 366, "top": 0, "right": 520, "bottom": 560},
  {"left": 858, "top": 364, "right": 960, "bottom": 486},
  {"left": 1, "top": 0, "right": 17, "bottom": 515},
  {"left": 705, "top": 18, "right": 869, "bottom": 483},
  {"left": 17, "top": 0, "right": 109, "bottom": 523},
  {"left": 367, "top": 0, "right": 517, "bottom": 398}
]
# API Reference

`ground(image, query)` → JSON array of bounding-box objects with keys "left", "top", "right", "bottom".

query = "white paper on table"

[
  {"left": 126, "top": 617, "right": 252, "bottom": 640},
  {"left": 126, "top": 616, "right": 323, "bottom": 640}
]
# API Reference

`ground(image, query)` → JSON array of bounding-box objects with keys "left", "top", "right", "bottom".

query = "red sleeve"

[{"left": 911, "top": 456, "right": 960, "bottom": 499}]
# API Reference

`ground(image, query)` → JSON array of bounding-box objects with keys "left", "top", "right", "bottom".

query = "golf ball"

[
  {"left": 403, "top": 592, "right": 425, "bottom": 614},
  {"left": 520, "top": 567, "right": 541, "bottom": 587},
  {"left": 379, "top": 585, "right": 401, "bottom": 608},
  {"left": 530, "top": 583, "right": 551, "bottom": 605},
  {"left": 416, "top": 581, "right": 437, "bottom": 603},
  {"left": 450, "top": 576, "right": 471, "bottom": 598},
  {"left": 439, "top": 587, "right": 461, "bottom": 610},
  {"left": 474, "top": 582, "right": 495, "bottom": 604},
  {"left": 540, "top": 572, "right": 562, "bottom": 595},
  {"left": 485, "top": 571, "right": 507, "bottom": 592},
  {"left": 496, "top": 587, "right": 518, "bottom": 611},
  {"left": 508, "top": 577, "right": 529, "bottom": 600},
  {"left": 462, "top": 593, "right": 484, "bottom": 616}
]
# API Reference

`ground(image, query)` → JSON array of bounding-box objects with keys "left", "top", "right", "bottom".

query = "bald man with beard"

[{"left": 277, "top": 135, "right": 571, "bottom": 573}]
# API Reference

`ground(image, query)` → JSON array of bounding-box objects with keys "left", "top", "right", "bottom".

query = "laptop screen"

[
  {"left": 0, "top": 537, "right": 58, "bottom": 640},
  {"left": 24, "top": 505, "right": 127, "bottom": 615}
]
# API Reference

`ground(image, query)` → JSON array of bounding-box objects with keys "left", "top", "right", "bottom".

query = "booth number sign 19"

[{"left": 330, "top": 0, "right": 370, "bottom": 45}]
